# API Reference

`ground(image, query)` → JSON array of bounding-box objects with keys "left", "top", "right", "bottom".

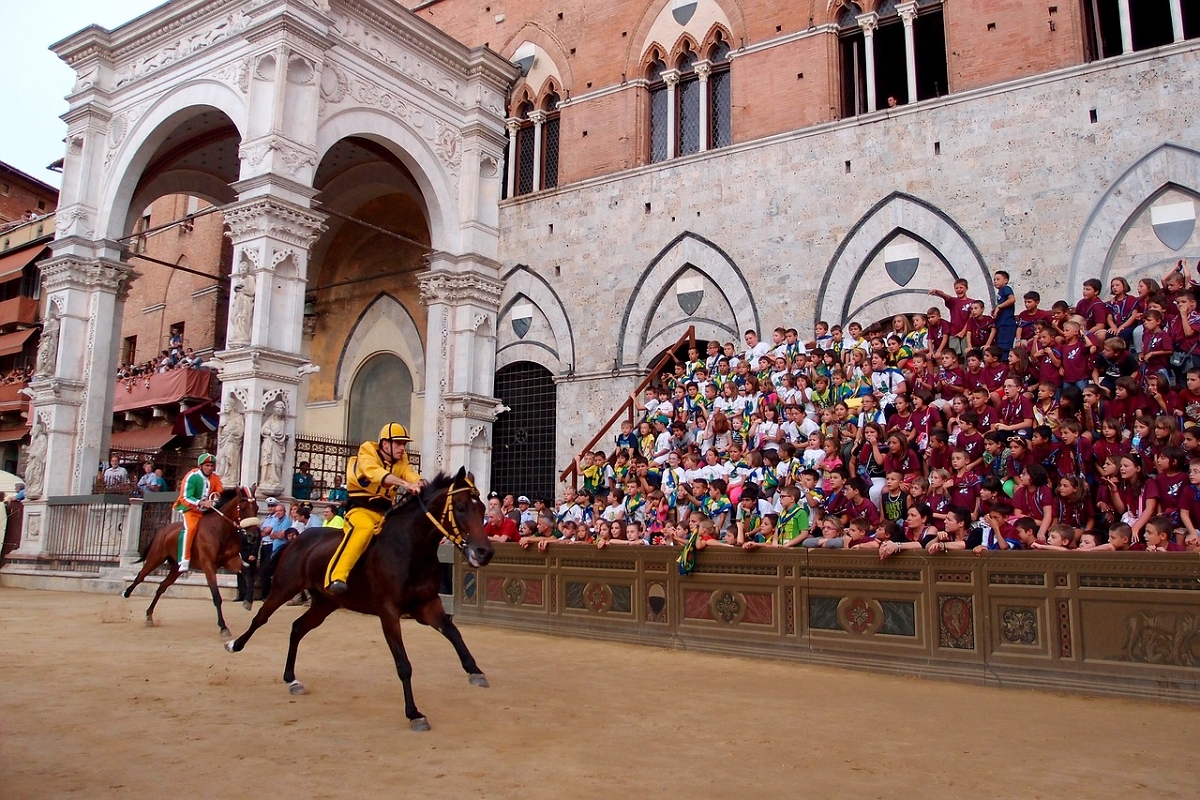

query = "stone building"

[
  {"left": 10, "top": 0, "right": 1200, "bottom": 558},
  {"left": 0, "top": 161, "right": 58, "bottom": 225}
]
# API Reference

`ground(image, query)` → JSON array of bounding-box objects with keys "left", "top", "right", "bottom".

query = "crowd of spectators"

[
  {"left": 495, "top": 260, "right": 1200, "bottom": 564},
  {"left": 116, "top": 326, "right": 206, "bottom": 387}
]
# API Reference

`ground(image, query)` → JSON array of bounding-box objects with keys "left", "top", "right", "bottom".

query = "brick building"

[{"left": 0, "top": 162, "right": 57, "bottom": 226}]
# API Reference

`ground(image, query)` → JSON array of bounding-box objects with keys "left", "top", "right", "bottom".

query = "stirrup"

[
  {"left": 326, "top": 580, "right": 348, "bottom": 595},
  {"left": 178, "top": 560, "right": 190, "bottom": 574}
]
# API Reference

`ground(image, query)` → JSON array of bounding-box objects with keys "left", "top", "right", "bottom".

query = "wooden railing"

[
  {"left": 558, "top": 325, "right": 695, "bottom": 488},
  {"left": 454, "top": 546, "right": 1200, "bottom": 703}
]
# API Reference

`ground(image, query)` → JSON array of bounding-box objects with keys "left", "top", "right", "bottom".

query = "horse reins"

[{"left": 416, "top": 477, "right": 479, "bottom": 549}]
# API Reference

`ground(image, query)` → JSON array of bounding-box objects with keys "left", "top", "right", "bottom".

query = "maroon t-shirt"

[
  {"left": 936, "top": 367, "right": 967, "bottom": 401},
  {"left": 944, "top": 296, "right": 977, "bottom": 336},
  {"left": 1142, "top": 329, "right": 1174, "bottom": 371},
  {"left": 1074, "top": 297, "right": 1108, "bottom": 329},
  {"left": 963, "top": 367, "right": 987, "bottom": 392},
  {"left": 983, "top": 365, "right": 1009, "bottom": 392},
  {"left": 1155, "top": 472, "right": 1189, "bottom": 519},
  {"left": 957, "top": 431, "right": 985, "bottom": 463},
  {"left": 1014, "top": 484, "right": 1054, "bottom": 520},
  {"left": 1034, "top": 344, "right": 1063, "bottom": 386},
  {"left": 1060, "top": 339, "right": 1091, "bottom": 383},
  {"left": 950, "top": 470, "right": 983, "bottom": 511},
  {"left": 999, "top": 396, "right": 1033, "bottom": 428},
  {"left": 883, "top": 450, "right": 920, "bottom": 481},
  {"left": 974, "top": 404, "right": 997, "bottom": 432}
]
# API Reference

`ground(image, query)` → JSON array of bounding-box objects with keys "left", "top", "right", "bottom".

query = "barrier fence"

[
  {"left": 40, "top": 495, "right": 130, "bottom": 574},
  {"left": 453, "top": 546, "right": 1200, "bottom": 703}
]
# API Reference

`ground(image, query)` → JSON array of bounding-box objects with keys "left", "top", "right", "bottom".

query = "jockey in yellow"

[
  {"left": 325, "top": 423, "right": 425, "bottom": 594},
  {"left": 174, "top": 453, "right": 223, "bottom": 574}
]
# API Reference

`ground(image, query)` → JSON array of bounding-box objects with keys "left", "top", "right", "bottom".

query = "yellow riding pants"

[{"left": 324, "top": 507, "right": 384, "bottom": 588}]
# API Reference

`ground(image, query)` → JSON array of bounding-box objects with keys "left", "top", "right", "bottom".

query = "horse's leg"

[
  {"left": 124, "top": 530, "right": 175, "bottom": 598},
  {"left": 281, "top": 596, "right": 337, "bottom": 695},
  {"left": 377, "top": 610, "right": 428, "bottom": 731},
  {"left": 414, "top": 597, "right": 488, "bottom": 687},
  {"left": 202, "top": 565, "right": 231, "bottom": 638},
  {"left": 226, "top": 550, "right": 299, "bottom": 653},
  {"left": 144, "top": 562, "right": 182, "bottom": 627}
]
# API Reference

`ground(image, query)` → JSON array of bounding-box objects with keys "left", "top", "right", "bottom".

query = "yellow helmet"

[{"left": 378, "top": 422, "right": 412, "bottom": 443}]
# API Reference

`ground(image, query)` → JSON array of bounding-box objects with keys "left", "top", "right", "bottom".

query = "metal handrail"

[{"left": 558, "top": 325, "right": 695, "bottom": 487}]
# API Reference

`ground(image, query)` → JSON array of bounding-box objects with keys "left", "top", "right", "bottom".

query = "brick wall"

[
  {"left": 412, "top": 0, "right": 1094, "bottom": 185},
  {"left": 0, "top": 169, "right": 57, "bottom": 224},
  {"left": 946, "top": 0, "right": 1086, "bottom": 93},
  {"left": 119, "top": 194, "right": 230, "bottom": 368}
]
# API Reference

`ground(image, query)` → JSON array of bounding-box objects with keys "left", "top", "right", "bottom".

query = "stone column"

[
  {"left": 696, "top": 61, "right": 712, "bottom": 152},
  {"left": 505, "top": 118, "right": 520, "bottom": 197},
  {"left": 417, "top": 255, "right": 504, "bottom": 486},
  {"left": 857, "top": 13, "right": 879, "bottom": 112},
  {"left": 529, "top": 110, "right": 547, "bottom": 193},
  {"left": 1170, "top": 0, "right": 1185, "bottom": 43},
  {"left": 216, "top": 192, "right": 326, "bottom": 498},
  {"left": 898, "top": 2, "right": 919, "bottom": 104},
  {"left": 662, "top": 69, "right": 681, "bottom": 158},
  {"left": 30, "top": 246, "right": 136, "bottom": 498},
  {"left": 1117, "top": 0, "right": 1133, "bottom": 54}
]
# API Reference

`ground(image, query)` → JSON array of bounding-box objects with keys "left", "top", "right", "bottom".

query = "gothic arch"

[
  {"left": 627, "top": 0, "right": 746, "bottom": 80},
  {"left": 500, "top": 23, "right": 575, "bottom": 99},
  {"left": 1069, "top": 143, "right": 1200, "bottom": 302},
  {"left": 335, "top": 293, "right": 426, "bottom": 400},
  {"left": 98, "top": 82, "right": 248, "bottom": 240},
  {"left": 496, "top": 265, "right": 575, "bottom": 374},
  {"left": 315, "top": 107, "right": 458, "bottom": 253},
  {"left": 816, "top": 192, "right": 993, "bottom": 327},
  {"left": 617, "top": 231, "right": 760, "bottom": 367}
]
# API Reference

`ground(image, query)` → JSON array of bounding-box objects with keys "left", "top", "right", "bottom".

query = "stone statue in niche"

[
  {"left": 35, "top": 305, "right": 60, "bottom": 377},
  {"left": 258, "top": 399, "right": 288, "bottom": 493},
  {"left": 229, "top": 260, "right": 256, "bottom": 347},
  {"left": 215, "top": 395, "right": 245, "bottom": 486},
  {"left": 24, "top": 417, "right": 48, "bottom": 500}
]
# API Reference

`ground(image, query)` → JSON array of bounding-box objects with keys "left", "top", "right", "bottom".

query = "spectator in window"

[
  {"left": 292, "top": 460, "right": 314, "bottom": 500},
  {"left": 102, "top": 455, "right": 129, "bottom": 489},
  {"left": 136, "top": 462, "right": 164, "bottom": 495}
]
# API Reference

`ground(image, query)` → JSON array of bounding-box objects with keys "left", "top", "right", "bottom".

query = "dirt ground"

[{"left": 0, "top": 587, "right": 1196, "bottom": 799}]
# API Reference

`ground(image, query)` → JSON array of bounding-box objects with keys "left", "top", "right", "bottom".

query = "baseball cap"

[{"left": 518, "top": 495, "right": 530, "bottom": 504}]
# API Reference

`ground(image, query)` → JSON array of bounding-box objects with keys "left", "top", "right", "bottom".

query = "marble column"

[
  {"left": 1117, "top": 0, "right": 1133, "bottom": 54},
  {"left": 696, "top": 61, "right": 712, "bottom": 152},
  {"left": 898, "top": 2, "right": 919, "bottom": 104},
  {"left": 417, "top": 255, "right": 504, "bottom": 489},
  {"left": 857, "top": 13, "right": 880, "bottom": 112},
  {"left": 662, "top": 69, "right": 681, "bottom": 158}
]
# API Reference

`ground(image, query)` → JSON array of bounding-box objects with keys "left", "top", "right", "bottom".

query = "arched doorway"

[
  {"left": 347, "top": 354, "right": 414, "bottom": 445},
  {"left": 491, "top": 362, "right": 557, "bottom": 503}
]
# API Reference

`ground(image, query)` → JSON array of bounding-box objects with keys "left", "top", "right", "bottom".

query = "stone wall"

[{"left": 494, "top": 44, "right": 1200, "bottom": 477}]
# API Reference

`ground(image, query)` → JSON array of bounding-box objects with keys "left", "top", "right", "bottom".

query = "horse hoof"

[
  {"left": 220, "top": 628, "right": 232, "bottom": 639},
  {"left": 242, "top": 601, "right": 252, "bottom": 611},
  {"left": 224, "top": 641, "right": 237, "bottom": 653},
  {"left": 410, "top": 717, "right": 431, "bottom": 732},
  {"left": 468, "top": 673, "right": 490, "bottom": 688},
  {"left": 122, "top": 588, "right": 132, "bottom": 599},
  {"left": 144, "top": 618, "right": 155, "bottom": 628},
  {"left": 288, "top": 680, "right": 306, "bottom": 695}
]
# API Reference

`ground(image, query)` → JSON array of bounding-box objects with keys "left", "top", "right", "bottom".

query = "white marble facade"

[{"left": 19, "top": 0, "right": 513, "bottom": 539}]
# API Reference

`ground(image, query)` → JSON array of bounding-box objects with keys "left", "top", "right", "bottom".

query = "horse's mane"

[
  {"left": 213, "top": 487, "right": 244, "bottom": 510},
  {"left": 384, "top": 472, "right": 458, "bottom": 521}
]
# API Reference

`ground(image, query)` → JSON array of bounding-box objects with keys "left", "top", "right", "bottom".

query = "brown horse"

[
  {"left": 124, "top": 487, "right": 261, "bottom": 637},
  {"left": 225, "top": 468, "right": 494, "bottom": 731}
]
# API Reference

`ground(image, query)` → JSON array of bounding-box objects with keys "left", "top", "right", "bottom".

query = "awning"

[
  {"left": 112, "top": 368, "right": 213, "bottom": 413},
  {"left": 0, "top": 427, "right": 29, "bottom": 443},
  {"left": 0, "top": 328, "right": 36, "bottom": 357},
  {"left": 0, "top": 245, "right": 46, "bottom": 283},
  {"left": 110, "top": 426, "right": 177, "bottom": 451}
]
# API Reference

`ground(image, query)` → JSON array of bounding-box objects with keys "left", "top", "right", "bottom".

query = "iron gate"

[
  {"left": 42, "top": 495, "right": 129, "bottom": 573},
  {"left": 490, "top": 362, "right": 557, "bottom": 503}
]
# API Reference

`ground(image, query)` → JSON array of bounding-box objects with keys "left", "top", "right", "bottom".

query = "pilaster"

[
  {"left": 417, "top": 254, "right": 504, "bottom": 486},
  {"left": 857, "top": 13, "right": 879, "bottom": 113}
]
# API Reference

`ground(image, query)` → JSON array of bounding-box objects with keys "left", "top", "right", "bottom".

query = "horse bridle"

[
  {"left": 207, "top": 487, "right": 253, "bottom": 529},
  {"left": 416, "top": 477, "right": 480, "bottom": 549}
]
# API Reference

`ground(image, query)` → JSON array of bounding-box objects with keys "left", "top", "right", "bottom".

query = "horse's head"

[
  {"left": 214, "top": 487, "right": 263, "bottom": 540},
  {"left": 424, "top": 467, "right": 493, "bottom": 569}
]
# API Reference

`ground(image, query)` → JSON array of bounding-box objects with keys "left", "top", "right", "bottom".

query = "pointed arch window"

[
  {"left": 707, "top": 38, "right": 732, "bottom": 150},
  {"left": 542, "top": 93, "right": 561, "bottom": 191},
  {"left": 647, "top": 57, "right": 669, "bottom": 164},
  {"left": 514, "top": 101, "right": 536, "bottom": 196},
  {"left": 676, "top": 49, "right": 701, "bottom": 157}
]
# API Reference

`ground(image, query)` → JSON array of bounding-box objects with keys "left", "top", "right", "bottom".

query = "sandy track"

[{"left": 0, "top": 587, "right": 1194, "bottom": 799}]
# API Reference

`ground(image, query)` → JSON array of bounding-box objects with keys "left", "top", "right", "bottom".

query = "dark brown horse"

[
  {"left": 225, "top": 468, "right": 494, "bottom": 731},
  {"left": 124, "top": 487, "right": 261, "bottom": 637}
]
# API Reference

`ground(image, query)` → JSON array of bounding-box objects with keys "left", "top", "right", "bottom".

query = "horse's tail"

[{"left": 136, "top": 533, "right": 153, "bottom": 564}]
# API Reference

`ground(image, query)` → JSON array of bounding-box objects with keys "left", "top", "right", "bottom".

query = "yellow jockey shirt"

[{"left": 346, "top": 440, "right": 421, "bottom": 510}]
